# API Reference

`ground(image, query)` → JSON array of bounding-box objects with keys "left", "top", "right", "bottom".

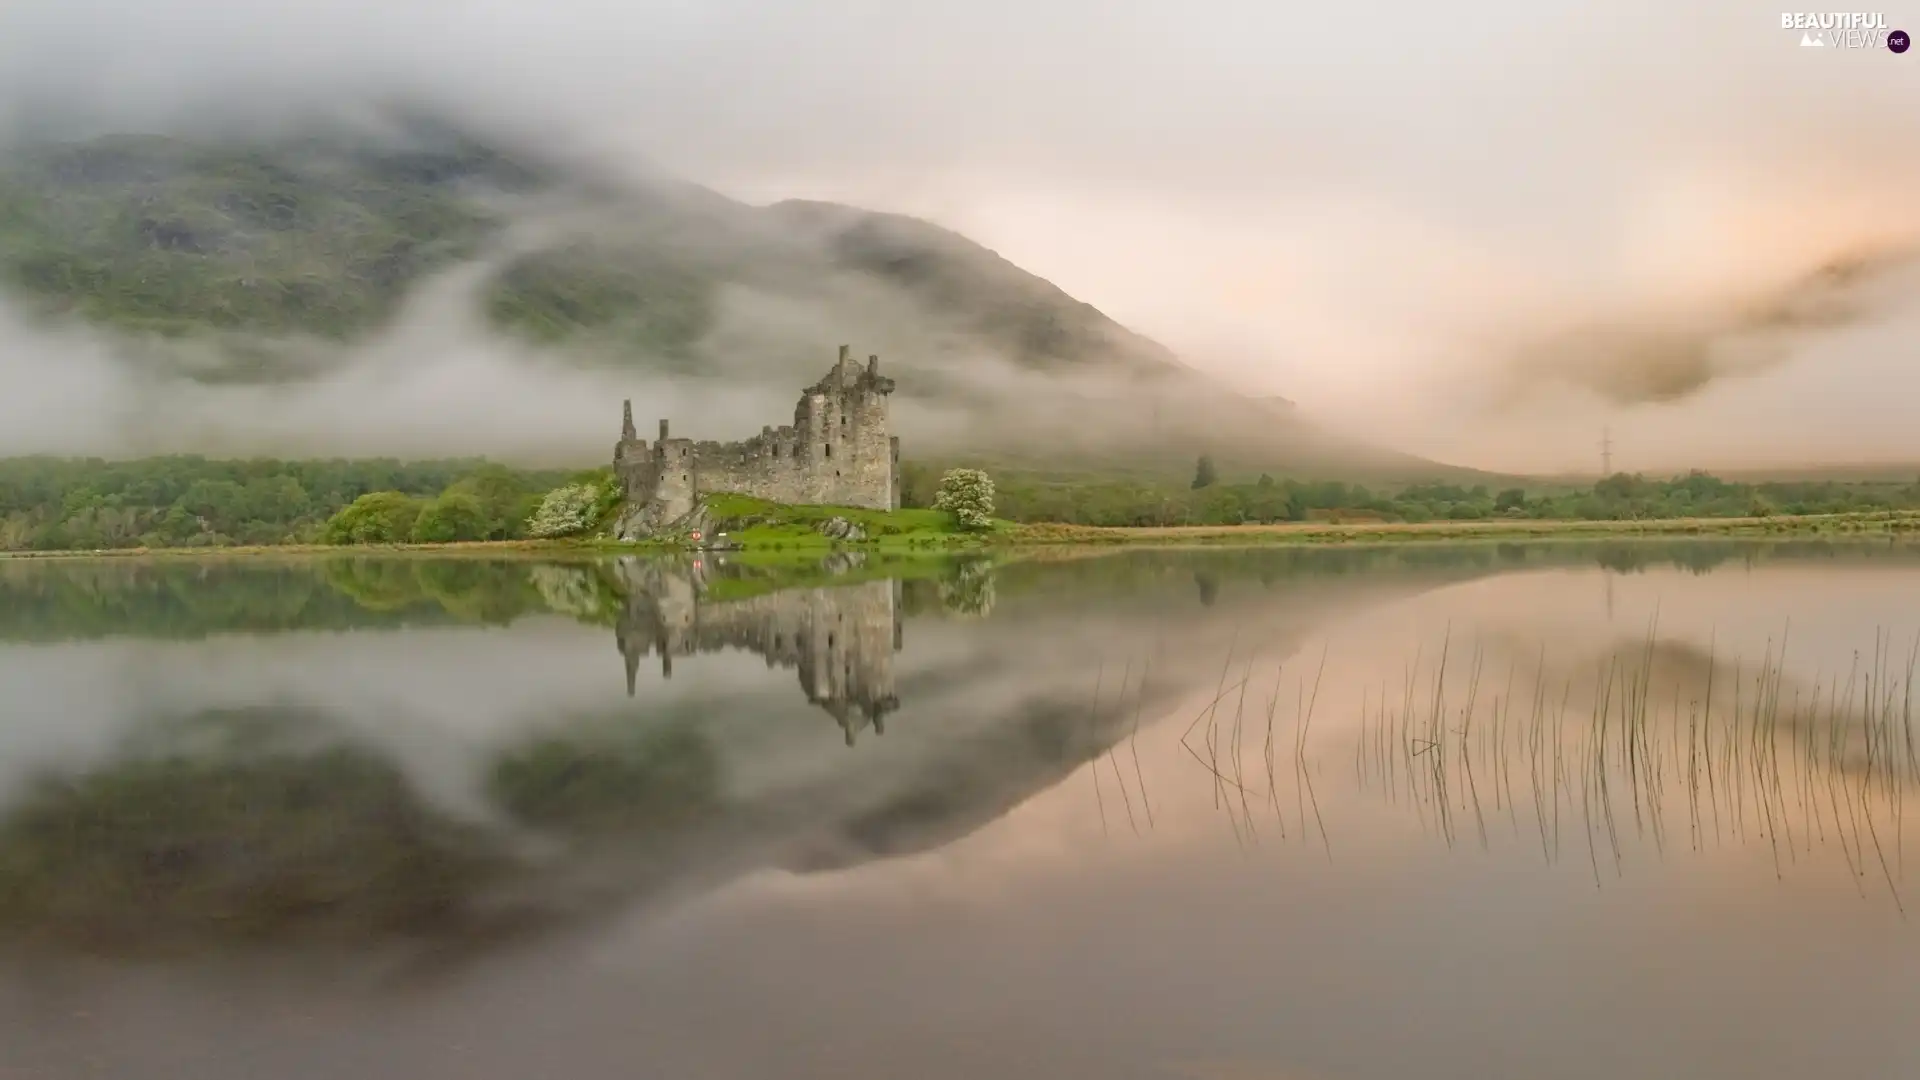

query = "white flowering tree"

[
  {"left": 526, "top": 483, "right": 602, "bottom": 539},
  {"left": 932, "top": 468, "right": 995, "bottom": 530}
]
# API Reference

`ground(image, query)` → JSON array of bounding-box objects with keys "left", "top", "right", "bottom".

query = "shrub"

[
  {"left": 409, "top": 493, "right": 490, "bottom": 544},
  {"left": 442, "top": 465, "right": 537, "bottom": 540},
  {"left": 932, "top": 468, "right": 995, "bottom": 530},
  {"left": 323, "top": 492, "right": 423, "bottom": 545},
  {"left": 526, "top": 483, "right": 603, "bottom": 539}
]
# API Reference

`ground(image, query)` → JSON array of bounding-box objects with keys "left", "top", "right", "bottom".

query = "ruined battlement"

[{"left": 613, "top": 345, "right": 900, "bottom": 539}]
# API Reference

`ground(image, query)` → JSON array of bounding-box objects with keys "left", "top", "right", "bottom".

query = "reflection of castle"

[{"left": 613, "top": 558, "right": 903, "bottom": 745}]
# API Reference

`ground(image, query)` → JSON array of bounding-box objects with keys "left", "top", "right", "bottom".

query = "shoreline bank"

[{"left": 3, "top": 510, "right": 1917, "bottom": 561}]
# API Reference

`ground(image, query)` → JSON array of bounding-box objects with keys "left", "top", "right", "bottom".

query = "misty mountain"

[{"left": 0, "top": 118, "right": 1450, "bottom": 478}]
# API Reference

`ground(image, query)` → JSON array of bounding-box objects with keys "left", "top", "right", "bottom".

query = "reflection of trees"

[
  {"left": 0, "top": 561, "right": 336, "bottom": 640},
  {"left": 0, "top": 558, "right": 619, "bottom": 642},
  {"left": 528, "top": 563, "right": 624, "bottom": 624},
  {"left": 322, "top": 558, "right": 547, "bottom": 623},
  {"left": 985, "top": 540, "right": 1916, "bottom": 600},
  {"left": 413, "top": 560, "right": 545, "bottom": 623},
  {"left": 937, "top": 558, "right": 996, "bottom": 618},
  {"left": 4, "top": 541, "right": 1914, "bottom": 643},
  {"left": 322, "top": 558, "right": 436, "bottom": 611},
  {"left": 1195, "top": 571, "right": 1219, "bottom": 607},
  {"left": 1592, "top": 542, "right": 1745, "bottom": 576}
]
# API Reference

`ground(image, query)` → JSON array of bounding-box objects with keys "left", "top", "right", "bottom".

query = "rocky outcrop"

[
  {"left": 614, "top": 498, "right": 712, "bottom": 543},
  {"left": 815, "top": 516, "right": 866, "bottom": 542}
]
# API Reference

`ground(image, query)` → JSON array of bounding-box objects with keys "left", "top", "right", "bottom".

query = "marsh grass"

[
  {"left": 1167, "top": 636, "right": 1333, "bottom": 856},
  {"left": 1146, "top": 621, "right": 1920, "bottom": 912},
  {"left": 1341, "top": 624, "right": 1920, "bottom": 911}
]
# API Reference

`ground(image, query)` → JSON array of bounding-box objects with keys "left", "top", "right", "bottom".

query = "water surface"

[{"left": 3, "top": 541, "right": 1919, "bottom": 1079}]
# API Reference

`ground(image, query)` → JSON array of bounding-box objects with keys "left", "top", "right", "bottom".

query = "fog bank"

[{"left": 2, "top": 0, "right": 1918, "bottom": 473}]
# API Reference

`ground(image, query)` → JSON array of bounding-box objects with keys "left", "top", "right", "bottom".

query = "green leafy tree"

[
  {"left": 932, "top": 468, "right": 996, "bottom": 530},
  {"left": 323, "top": 492, "right": 424, "bottom": 545},
  {"left": 1192, "top": 454, "right": 1218, "bottom": 490},
  {"left": 0, "top": 455, "right": 574, "bottom": 552},
  {"left": 443, "top": 464, "right": 537, "bottom": 539},
  {"left": 409, "top": 493, "right": 490, "bottom": 543},
  {"left": 1285, "top": 488, "right": 1311, "bottom": 522}
]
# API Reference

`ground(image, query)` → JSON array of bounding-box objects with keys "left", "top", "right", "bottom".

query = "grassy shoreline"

[
  {"left": 1005, "top": 509, "right": 1920, "bottom": 546},
  {"left": 3, "top": 509, "right": 1918, "bottom": 561}
]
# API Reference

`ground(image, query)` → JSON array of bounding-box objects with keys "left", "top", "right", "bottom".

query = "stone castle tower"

[{"left": 613, "top": 346, "right": 900, "bottom": 537}]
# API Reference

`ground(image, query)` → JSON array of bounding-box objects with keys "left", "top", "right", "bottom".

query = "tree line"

[
  {"left": 0, "top": 456, "right": 574, "bottom": 551},
  {"left": 6, "top": 454, "right": 1920, "bottom": 552},
  {"left": 918, "top": 459, "right": 1920, "bottom": 528}
]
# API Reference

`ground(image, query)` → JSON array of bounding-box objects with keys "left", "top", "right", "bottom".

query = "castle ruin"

[{"left": 614, "top": 345, "right": 900, "bottom": 537}]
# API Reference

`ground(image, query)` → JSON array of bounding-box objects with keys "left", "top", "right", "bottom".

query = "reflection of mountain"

[
  {"left": 6, "top": 542, "right": 1913, "bottom": 966},
  {"left": 612, "top": 558, "right": 903, "bottom": 744}
]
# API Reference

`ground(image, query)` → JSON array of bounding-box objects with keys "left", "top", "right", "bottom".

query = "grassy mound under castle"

[{"left": 694, "top": 493, "right": 1006, "bottom": 551}]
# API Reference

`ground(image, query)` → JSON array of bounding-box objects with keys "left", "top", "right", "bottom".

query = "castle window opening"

[{"left": 825, "top": 444, "right": 832, "bottom": 458}]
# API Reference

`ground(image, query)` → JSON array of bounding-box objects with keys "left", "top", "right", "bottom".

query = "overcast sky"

[{"left": 2, "top": 0, "right": 1916, "bottom": 472}]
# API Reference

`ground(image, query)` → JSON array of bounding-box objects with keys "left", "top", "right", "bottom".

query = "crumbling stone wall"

[{"left": 613, "top": 345, "right": 898, "bottom": 536}]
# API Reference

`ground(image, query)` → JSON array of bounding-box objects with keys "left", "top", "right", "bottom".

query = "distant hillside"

[
  {"left": 0, "top": 117, "right": 1463, "bottom": 481},
  {"left": 0, "top": 125, "right": 530, "bottom": 340}
]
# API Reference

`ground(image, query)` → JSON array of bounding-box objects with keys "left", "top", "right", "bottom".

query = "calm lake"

[{"left": 3, "top": 541, "right": 1920, "bottom": 1079}]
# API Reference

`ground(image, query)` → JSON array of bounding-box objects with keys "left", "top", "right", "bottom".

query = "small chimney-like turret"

[
  {"left": 621, "top": 400, "right": 636, "bottom": 442},
  {"left": 658, "top": 419, "right": 670, "bottom": 441},
  {"left": 837, "top": 344, "right": 850, "bottom": 368},
  {"left": 867, "top": 354, "right": 879, "bottom": 376}
]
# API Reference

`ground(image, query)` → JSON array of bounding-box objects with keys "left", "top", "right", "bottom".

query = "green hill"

[{"left": 0, "top": 116, "right": 1467, "bottom": 481}]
